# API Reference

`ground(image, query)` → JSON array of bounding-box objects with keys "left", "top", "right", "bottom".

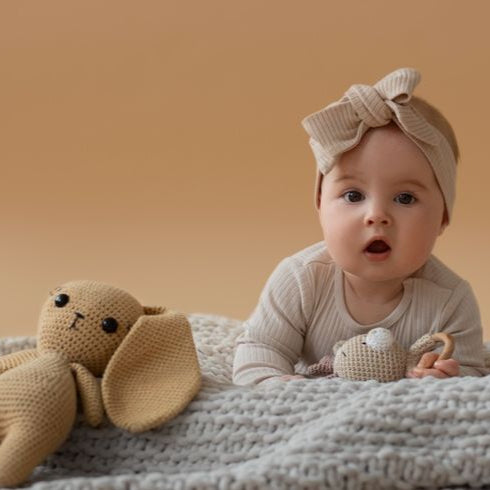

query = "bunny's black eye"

[
  {"left": 54, "top": 294, "right": 70, "bottom": 308},
  {"left": 102, "top": 317, "right": 118, "bottom": 334}
]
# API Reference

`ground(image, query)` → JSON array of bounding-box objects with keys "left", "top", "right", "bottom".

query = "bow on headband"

[{"left": 301, "top": 68, "right": 456, "bottom": 220}]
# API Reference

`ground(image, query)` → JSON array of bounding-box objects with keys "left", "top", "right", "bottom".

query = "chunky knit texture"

[
  {"left": 302, "top": 67, "right": 457, "bottom": 218},
  {"left": 2, "top": 314, "right": 490, "bottom": 489}
]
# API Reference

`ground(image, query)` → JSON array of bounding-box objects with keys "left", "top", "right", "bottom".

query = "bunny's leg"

[{"left": 0, "top": 425, "right": 59, "bottom": 487}]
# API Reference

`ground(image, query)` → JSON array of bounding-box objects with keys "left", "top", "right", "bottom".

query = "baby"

[{"left": 233, "top": 68, "right": 488, "bottom": 385}]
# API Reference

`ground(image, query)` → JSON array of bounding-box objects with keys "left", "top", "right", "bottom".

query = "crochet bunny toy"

[
  {"left": 307, "top": 328, "right": 454, "bottom": 382},
  {"left": 0, "top": 280, "right": 202, "bottom": 487}
]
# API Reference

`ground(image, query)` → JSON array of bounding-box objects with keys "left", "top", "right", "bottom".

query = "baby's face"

[{"left": 318, "top": 123, "right": 447, "bottom": 284}]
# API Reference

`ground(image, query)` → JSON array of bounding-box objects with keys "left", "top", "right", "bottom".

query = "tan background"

[{"left": 1, "top": 1, "right": 489, "bottom": 338}]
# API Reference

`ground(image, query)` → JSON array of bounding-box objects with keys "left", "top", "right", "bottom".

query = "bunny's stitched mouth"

[{"left": 69, "top": 311, "right": 85, "bottom": 330}]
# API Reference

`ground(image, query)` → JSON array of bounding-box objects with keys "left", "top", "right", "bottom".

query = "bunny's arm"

[
  {"left": 70, "top": 363, "right": 104, "bottom": 427},
  {"left": 0, "top": 348, "right": 39, "bottom": 375}
]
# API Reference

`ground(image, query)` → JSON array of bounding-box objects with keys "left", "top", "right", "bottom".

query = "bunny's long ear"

[{"left": 101, "top": 307, "right": 201, "bottom": 433}]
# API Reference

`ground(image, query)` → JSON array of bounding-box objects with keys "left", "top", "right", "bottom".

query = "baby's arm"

[
  {"left": 408, "top": 281, "right": 488, "bottom": 378},
  {"left": 233, "top": 257, "right": 312, "bottom": 385}
]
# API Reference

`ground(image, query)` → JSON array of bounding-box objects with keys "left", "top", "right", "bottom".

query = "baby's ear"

[
  {"left": 315, "top": 172, "right": 324, "bottom": 210},
  {"left": 333, "top": 340, "right": 346, "bottom": 354},
  {"left": 439, "top": 209, "right": 449, "bottom": 235}
]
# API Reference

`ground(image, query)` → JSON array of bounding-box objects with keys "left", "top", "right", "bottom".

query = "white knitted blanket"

[{"left": 2, "top": 314, "right": 490, "bottom": 490}]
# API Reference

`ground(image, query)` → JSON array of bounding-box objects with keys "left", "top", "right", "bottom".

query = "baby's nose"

[
  {"left": 365, "top": 215, "right": 391, "bottom": 226},
  {"left": 364, "top": 206, "right": 391, "bottom": 226}
]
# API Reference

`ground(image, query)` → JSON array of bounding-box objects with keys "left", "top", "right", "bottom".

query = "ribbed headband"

[{"left": 301, "top": 68, "right": 457, "bottom": 221}]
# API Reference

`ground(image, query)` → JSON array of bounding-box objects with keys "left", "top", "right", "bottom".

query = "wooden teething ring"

[{"left": 430, "top": 332, "right": 455, "bottom": 361}]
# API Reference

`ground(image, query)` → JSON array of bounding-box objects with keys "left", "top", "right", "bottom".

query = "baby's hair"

[{"left": 410, "top": 96, "right": 460, "bottom": 163}]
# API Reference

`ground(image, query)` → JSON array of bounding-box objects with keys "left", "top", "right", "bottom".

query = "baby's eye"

[
  {"left": 342, "top": 190, "right": 364, "bottom": 203},
  {"left": 394, "top": 193, "right": 416, "bottom": 205}
]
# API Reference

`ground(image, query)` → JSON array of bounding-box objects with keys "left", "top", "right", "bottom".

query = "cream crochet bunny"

[
  {"left": 308, "top": 328, "right": 454, "bottom": 382},
  {"left": 0, "top": 280, "right": 202, "bottom": 487}
]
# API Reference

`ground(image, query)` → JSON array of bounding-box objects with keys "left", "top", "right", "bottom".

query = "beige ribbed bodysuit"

[{"left": 233, "top": 242, "right": 488, "bottom": 385}]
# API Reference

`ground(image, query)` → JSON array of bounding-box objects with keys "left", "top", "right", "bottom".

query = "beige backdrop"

[{"left": 1, "top": 1, "right": 489, "bottom": 338}]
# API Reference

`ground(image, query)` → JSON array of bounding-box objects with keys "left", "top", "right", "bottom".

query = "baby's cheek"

[
  {"left": 398, "top": 222, "right": 439, "bottom": 268},
  {"left": 320, "top": 207, "right": 351, "bottom": 240}
]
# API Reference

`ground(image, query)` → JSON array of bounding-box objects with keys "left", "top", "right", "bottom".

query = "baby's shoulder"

[
  {"left": 270, "top": 242, "right": 337, "bottom": 292},
  {"left": 408, "top": 255, "right": 478, "bottom": 313},
  {"left": 413, "top": 254, "right": 467, "bottom": 292},
  {"left": 283, "top": 241, "right": 335, "bottom": 273}
]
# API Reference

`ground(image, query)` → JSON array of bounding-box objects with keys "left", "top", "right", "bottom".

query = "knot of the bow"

[
  {"left": 301, "top": 67, "right": 456, "bottom": 221},
  {"left": 345, "top": 84, "right": 392, "bottom": 128}
]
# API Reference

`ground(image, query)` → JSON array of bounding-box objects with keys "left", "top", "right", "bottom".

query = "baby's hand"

[{"left": 406, "top": 352, "right": 460, "bottom": 379}]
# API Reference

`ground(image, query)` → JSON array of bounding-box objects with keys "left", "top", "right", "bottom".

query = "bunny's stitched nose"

[{"left": 69, "top": 311, "right": 85, "bottom": 330}]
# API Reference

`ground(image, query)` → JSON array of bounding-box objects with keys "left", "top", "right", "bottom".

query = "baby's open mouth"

[{"left": 365, "top": 240, "right": 391, "bottom": 254}]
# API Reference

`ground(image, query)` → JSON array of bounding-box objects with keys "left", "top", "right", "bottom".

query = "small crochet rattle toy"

[
  {"left": 0, "top": 280, "right": 202, "bottom": 487},
  {"left": 308, "top": 327, "right": 455, "bottom": 382}
]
